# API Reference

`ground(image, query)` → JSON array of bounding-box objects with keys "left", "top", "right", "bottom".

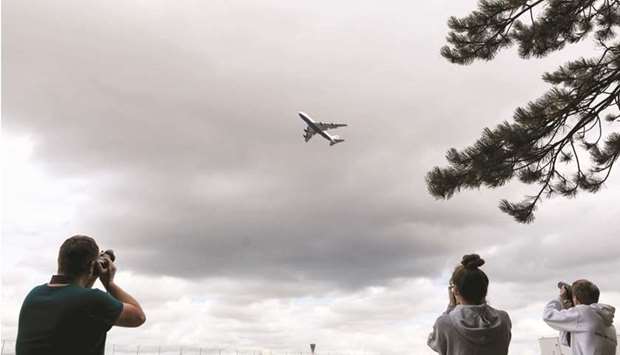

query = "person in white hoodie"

[
  {"left": 427, "top": 254, "right": 511, "bottom": 355},
  {"left": 543, "top": 279, "right": 617, "bottom": 355}
]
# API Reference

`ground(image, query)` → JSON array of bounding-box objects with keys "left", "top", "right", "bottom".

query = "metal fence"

[
  {"left": 538, "top": 336, "right": 620, "bottom": 355},
  {"left": 538, "top": 337, "right": 570, "bottom": 355},
  {"left": 0, "top": 341, "right": 11, "bottom": 355},
  {"left": 0, "top": 341, "right": 376, "bottom": 355}
]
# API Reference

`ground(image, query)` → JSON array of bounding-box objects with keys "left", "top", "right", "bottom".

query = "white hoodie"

[
  {"left": 428, "top": 304, "right": 511, "bottom": 355},
  {"left": 543, "top": 298, "right": 617, "bottom": 355}
]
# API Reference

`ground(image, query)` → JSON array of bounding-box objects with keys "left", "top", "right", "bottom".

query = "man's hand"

[{"left": 97, "top": 253, "right": 116, "bottom": 289}]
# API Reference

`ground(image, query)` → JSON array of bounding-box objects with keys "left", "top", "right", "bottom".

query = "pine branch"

[{"left": 427, "top": 37, "right": 620, "bottom": 222}]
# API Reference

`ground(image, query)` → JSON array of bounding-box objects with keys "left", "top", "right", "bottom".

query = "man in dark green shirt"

[{"left": 16, "top": 235, "right": 146, "bottom": 355}]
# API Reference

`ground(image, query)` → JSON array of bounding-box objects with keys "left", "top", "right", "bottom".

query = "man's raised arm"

[
  {"left": 542, "top": 298, "right": 580, "bottom": 333},
  {"left": 98, "top": 255, "right": 146, "bottom": 327}
]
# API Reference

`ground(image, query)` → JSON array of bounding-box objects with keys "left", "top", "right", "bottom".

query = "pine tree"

[{"left": 426, "top": 0, "right": 620, "bottom": 223}]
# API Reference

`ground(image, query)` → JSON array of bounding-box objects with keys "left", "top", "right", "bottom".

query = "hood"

[
  {"left": 591, "top": 303, "right": 615, "bottom": 326},
  {"left": 448, "top": 304, "right": 509, "bottom": 345}
]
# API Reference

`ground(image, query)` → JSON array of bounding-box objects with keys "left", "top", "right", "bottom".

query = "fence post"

[
  {"left": 137, "top": 345, "right": 141, "bottom": 355},
  {"left": 112, "top": 344, "right": 116, "bottom": 355},
  {"left": 1, "top": 339, "right": 5, "bottom": 355},
  {"left": 158, "top": 345, "right": 161, "bottom": 355}
]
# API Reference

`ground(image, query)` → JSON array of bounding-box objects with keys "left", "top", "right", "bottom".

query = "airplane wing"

[
  {"left": 315, "top": 122, "right": 348, "bottom": 131},
  {"left": 304, "top": 127, "right": 317, "bottom": 142}
]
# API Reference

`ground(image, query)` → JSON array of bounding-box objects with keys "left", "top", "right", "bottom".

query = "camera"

[
  {"left": 93, "top": 249, "right": 115, "bottom": 276},
  {"left": 557, "top": 281, "right": 574, "bottom": 308}
]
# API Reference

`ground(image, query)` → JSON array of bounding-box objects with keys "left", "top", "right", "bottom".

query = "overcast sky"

[{"left": 2, "top": 1, "right": 620, "bottom": 354}]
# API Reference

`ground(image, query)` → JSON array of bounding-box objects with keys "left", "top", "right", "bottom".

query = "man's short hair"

[
  {"left": 572, "top": 279, "right": 600, "bottom": 305},
  {"left": 58, "top": 235, "right": 99, "bottom": 279}
]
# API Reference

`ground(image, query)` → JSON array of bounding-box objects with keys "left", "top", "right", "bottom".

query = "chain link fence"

[{"left": 1, "top": 340, "right": 376, "bottom": 355}]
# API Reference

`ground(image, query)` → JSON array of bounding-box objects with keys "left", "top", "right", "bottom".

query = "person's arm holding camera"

[
  {"left": 427, "top": 286, "right": 457, "bottom": 353},
  {"left": 543, "top": 285, "right": 581, "bottom": 335},
  {"left": 98, "top": 254, "right": 146, "bottom": 327}
]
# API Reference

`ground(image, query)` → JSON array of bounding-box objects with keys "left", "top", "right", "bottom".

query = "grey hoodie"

[
  {"left": 543, "top": 298, "right": 617, "bottom": 355},
  {"left": 427, "top": 304, "right": 512, "bottom": 355}
]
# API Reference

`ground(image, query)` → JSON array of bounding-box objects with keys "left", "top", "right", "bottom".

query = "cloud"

[{"left": 3, "top": 1, "right": 620, "bottom": 354}]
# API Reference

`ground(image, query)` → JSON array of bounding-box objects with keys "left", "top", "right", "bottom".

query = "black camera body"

[{"left": 558, "top": 281, "right": 574, "bottom": 308}]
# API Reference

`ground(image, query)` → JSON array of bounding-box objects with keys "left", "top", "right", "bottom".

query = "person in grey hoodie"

[
  {"left": 543, "top": 279, "right": 617, "bottom": 355},
  {"left": 427, "top": 254, "right": 511, "bottom": 355}
]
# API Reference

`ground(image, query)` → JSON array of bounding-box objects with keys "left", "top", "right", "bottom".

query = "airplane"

[{"left": 298, "top": 112, "right": 347, "bottom": 146}]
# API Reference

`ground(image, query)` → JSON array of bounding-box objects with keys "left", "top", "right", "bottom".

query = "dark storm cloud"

[{"left": 4, "top": 0, "right": 617, "bottom": 296}]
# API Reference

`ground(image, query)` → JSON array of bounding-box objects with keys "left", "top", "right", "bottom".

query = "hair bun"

[{"left": 461, "top": 254, "right": 485, "bottom": 269}]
